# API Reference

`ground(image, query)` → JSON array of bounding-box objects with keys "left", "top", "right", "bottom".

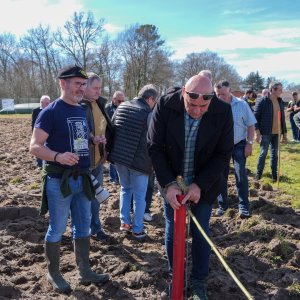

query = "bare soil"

[{"left": 0, "top": 118, "right": 300, "bottom": 300}]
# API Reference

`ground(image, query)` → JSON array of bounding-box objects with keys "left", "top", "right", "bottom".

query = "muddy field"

[{"left": 0, "top": 118, "right": 300, "bottom": 300}]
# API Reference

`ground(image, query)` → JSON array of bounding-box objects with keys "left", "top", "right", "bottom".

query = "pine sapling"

[
  {"left": 73, "top": 138, "right": 82, "bottom": 181},
  {"left": 176, "top": 176, "right": 188, "bottom": 195},
  {"left": 98, "top": 116, "right": 106, "bottom": 158}
]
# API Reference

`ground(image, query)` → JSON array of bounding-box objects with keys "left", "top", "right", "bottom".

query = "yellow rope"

[{"left": 183, "top": 204, "right": 253, "bottom": 300}]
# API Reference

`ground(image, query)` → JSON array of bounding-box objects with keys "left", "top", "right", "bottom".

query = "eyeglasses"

[
  {"left": 65, "top": 79, "right": 87, "bottom": 89},
  {"left": 116, "top": 100, "right": 124, "bottom": 104},
  {"left": 185, "top": 90, "right": 214, "bottom": 101}
]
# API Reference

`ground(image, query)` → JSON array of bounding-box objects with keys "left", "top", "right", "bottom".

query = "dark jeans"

[
  {"left": 90, "top": 163, "right": 104, "bottom": 234},
  {"left": 163, "top": 198, "right": 212, "bottom": 281},
  {"left": 256, "top": 134, "right": 279, "bottom": 177},
  {"left": 36, "top": 157, "right": 42, "bottom": 167},
  {"left": 218, "top": 140, "right": 249, "bottom": 211},
  {"left": 109, "top": 163, "right": 119, "bottom": 181},
  {"left": 290, "top": 114, "right": 299, "bottom": 140},
  {"left": 145, "top": 173, "right": 155, "bottom": 214}
]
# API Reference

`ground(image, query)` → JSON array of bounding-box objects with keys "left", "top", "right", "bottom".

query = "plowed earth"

[{"left": 0, "top": 118, "right": 300, "bottom": 300}]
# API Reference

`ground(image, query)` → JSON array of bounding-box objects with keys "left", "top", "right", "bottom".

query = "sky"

[{"left": 2, "top": 0, "right": 300, "bottom": 84}]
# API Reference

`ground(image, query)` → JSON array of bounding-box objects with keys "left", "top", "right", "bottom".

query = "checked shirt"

[
  {"left": 231, "top": 95, "right": 257, "bottom": 144},
  {"left": 183, "top": 108, "right": 203, "bottom": 185}
]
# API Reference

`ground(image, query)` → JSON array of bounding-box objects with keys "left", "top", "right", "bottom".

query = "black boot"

[
  {"left": 45, "top": 240, "right": 71, "bottom": 293},
  {"left": 74, "top": 236, "right": 109, "bottom": 285}
]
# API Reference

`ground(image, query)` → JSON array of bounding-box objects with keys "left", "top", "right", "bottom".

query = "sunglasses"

[{"left": 185, "top": 90, "right": 214, "bottom": 101}]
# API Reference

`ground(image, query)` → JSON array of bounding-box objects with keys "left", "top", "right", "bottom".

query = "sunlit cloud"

[
  {"left": 261, "top": 28, "right": 300, "bottom": 39},
  {"left": 103, "top": 23, "right": 123, "bottom": 33},
  {"left": 229, "top": 51, "right": 300, "bottom": 79},
  {"left": 1, "top": 0, "right": 83, "bottom": 35},
  {"left": 222, "top": 8, "right": 266, "bottom": 15},
  {"left": 169, "top": 29, "right": 293, "bottom": 59}
]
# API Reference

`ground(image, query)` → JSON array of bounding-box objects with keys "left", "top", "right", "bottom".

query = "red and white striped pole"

[{"left": 172, "top": 195, "right": 186, "bottom": 300}]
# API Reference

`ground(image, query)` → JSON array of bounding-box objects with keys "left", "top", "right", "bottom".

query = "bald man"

[
  {"left": 262, "top": 89, "right": 269, "bottom": 97},
  {"left": 148, "top": 75, "right": 234, "bottom": 299}
]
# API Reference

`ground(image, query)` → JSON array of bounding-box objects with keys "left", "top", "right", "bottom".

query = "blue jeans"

[
  {"left": 115, "top": 163, "right": 148, "bottom": 234},
  {"left": 256, "top": 134, "right": 278, "bottom": 177},
  {"left": 36, "top": 157, "right": 43, "bottom": 167},
  {"left": 145, "top": 173, "right": 155, "bottom": 214},
  {"left": 218, "top": 140, "right": 249, "bottom": 211},
  {"left": 290, "top": 114, "right": 299, "bottom": 140},
  {"left": 90, "top": 163, "right": 104, "bottom": 234},
  {"left": 163, "top": 198, "right": 212, "bottom": 281},
  {"left": 45, "top": 176, "right": 91, "bottom": 243},
  {"left": 109, "top": 163, "right": 119, "bottom": 181}
]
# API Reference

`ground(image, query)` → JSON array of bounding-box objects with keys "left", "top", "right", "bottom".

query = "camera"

[{"left": 90, "top": 174, "right": 110, "bottom": 204}]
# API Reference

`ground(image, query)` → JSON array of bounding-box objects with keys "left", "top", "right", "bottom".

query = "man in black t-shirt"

[
  {"left": 30, "top": 65, "right": 109, "bottom": 293},
  {"left": 287, "top": 92, "right": 300, "bottom": 142}
]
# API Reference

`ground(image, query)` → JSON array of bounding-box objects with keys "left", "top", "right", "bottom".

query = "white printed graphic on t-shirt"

[{"left": 67, "top": 117, "right": 90, "bottom": 157}]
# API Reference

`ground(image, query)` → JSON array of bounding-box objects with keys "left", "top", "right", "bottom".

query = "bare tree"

[
  {"left": 54, "top": 11, "right": 106, "bottom": 70},
  {"left": 20, "top": 24, "right": 61, "bottom": 99},
  {"left": 92, "top": 36, "right": 122, "bottom": 97},
  {"left": 0, "top": 32, "right": 23, "bottom": 98},
  {"left": 175, "top": 50, "right": 242, "bottom": 89},
  {"left": 117, "top": 24, "right": 174, "bottom": 98}
]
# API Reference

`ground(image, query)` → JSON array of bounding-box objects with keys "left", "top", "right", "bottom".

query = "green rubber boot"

[
  {"left": 45, "top": 240, "right": 71, "bottom": 293},
  {"left": 74, "top": 236, "right": 109, "bottom": 285}
]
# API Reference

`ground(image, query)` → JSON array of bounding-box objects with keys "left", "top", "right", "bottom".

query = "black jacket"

[
  {"left": 80, "top": 96, "right": 113, "bottom": 169},
  {"left": 105, "top": 102, "right": 118, "bottom": 119},
  {"left": 147, "top": 90, "right": 234, "bottom": 206},
  {"left": 108, "top": 97, "right": 152, "bottom": 175},
  {"left": 31, "top": 107, "right": 42, "bottom": 131},
  {"left": 254, "top": 94, "right": 287, "bottom": 135}
]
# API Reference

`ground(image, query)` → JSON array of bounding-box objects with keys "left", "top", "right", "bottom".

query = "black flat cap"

[
  {"left": 57, "top": 64, "right": 88, "bottom": 79},
  {"left": 292, "top": 92, "right": 298, "bottom": 95},
  {"left": 166, "top": 85, "right": 181, "bottom": 94}
]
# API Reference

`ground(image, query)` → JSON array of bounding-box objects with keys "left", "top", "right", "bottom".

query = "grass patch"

[
  {"left": 131, "top": 264, "right": 138, "bottom": 271},
  {"left": 289, "top": 284, "right": 300, "bottom": 297},
  {"left": 26, "top": 183, "right": 41, "bottom": 190},
  {"left": 224, "top": 209, "right": 235, "bottom": 218},
  {"left": 10, "top": 177, "right": 22, "bottom": 183},
  {"left": 242, "top": 219, "right": 260, "bottom": 231},
  {"left": 236, "top": 218, "right": 260, "bottom": 238},
  {"left": 276, "top": 233, "right": 293, "bottom": 255},
  {"left": 225, "top": 248, "right": 236, "bottom": 256},
  {"left": 245, "top": 119, "right": 300, "bottom": 207},
  {"left": 0, "top": 114, "right": 31, "bottom": 118},
  {"left": 260, "top": 204, "right": 278, "bottom": 214}
]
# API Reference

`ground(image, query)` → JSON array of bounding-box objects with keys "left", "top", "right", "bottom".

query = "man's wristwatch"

[{"left": 247, "top": 140, "right": 253, "bottom": 145}]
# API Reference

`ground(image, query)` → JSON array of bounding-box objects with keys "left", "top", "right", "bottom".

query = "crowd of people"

[{"left": 29, "top": 64, "right": 299, "bottom": 300}]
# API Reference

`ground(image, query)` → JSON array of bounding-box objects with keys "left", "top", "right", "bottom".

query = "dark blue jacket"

[{"left": 254, "top": 94, "right": 287, "bottom": 135}]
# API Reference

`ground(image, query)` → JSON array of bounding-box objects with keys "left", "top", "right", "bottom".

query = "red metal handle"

[{"left": 172, "top": 195, "right": 186, "bottom": 300}]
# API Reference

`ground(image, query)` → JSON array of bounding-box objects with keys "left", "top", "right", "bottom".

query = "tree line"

[
  {"left": 242, "top": 71, "right": 300, "bottom": 92},
  {"left": 0, "top": 11, "right": 297, "bottom": 101}
]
